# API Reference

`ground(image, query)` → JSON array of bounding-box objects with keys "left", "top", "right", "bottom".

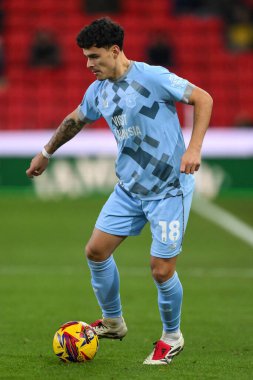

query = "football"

[{"left": 53, "top": 321, "right": 99, "bottom": 363}]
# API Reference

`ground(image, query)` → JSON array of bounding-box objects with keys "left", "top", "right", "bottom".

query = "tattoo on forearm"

[{"left": 46, "top": 117, "right": 85, "bottom": 153}]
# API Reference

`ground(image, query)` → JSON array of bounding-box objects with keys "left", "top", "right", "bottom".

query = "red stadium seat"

[{"left": 2, "top": 0, "right": 253, "bottom": 129}]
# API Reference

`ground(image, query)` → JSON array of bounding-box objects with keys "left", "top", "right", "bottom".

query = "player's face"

[{"left": 83, "top": 45, "right": 119, "bottom": 81}]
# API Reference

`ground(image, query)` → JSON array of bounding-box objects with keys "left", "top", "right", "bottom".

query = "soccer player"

[{"left": 26, "top": 18, "right": 213, "bottom": 365}]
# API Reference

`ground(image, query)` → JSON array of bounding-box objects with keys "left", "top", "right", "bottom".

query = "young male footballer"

[{"left": 26, "top": 18, "right": 213, "bottom": 365}]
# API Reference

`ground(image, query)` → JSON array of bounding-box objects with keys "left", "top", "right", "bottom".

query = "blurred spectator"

[
  {"left": 146, "top": 32, "right": 174, "bottom": 68},
  {"left": 173, "top": 0, "right": 253, "bottom": 51},
  {"left": 29, "top": 30, "right": 62, "bottom": 68},
  {"left": 83, "top": 0, "right": 120, "bottom": 13},
  {"left": 221, "top": 1, "right": 253, "bottom": 52},
  {"left": 173, "top": 0, "right": 205, "bottom": 14},
  {"left": 172, "top": 0, "right": 221, "bottom": 16},
  {"left": 172, "top": 0, "right": 249, "bottom": 18}
]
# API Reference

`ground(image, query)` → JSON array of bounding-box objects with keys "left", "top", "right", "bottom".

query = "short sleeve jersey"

[{"left": 79, "top": 61, "right": 195, "bottom": 200}]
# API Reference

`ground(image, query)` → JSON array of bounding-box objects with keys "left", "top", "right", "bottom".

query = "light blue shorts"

[{"left": 95, "top": 184, "right": 194, "bottom": 258}]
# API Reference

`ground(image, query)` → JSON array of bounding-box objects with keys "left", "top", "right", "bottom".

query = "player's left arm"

[{"left": 180, "top": 85, "right": 213, "bottom": 174}]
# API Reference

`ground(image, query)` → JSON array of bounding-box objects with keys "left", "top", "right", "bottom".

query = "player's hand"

[
  {"left": 180, "top": 147, "right": 201, "bottom": 174},
  {"left": 26, "top": 153, "right": 49, "bottom": 178}
]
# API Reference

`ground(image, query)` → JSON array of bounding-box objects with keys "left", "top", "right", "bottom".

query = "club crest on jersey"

[
  {"left": 125, "top": 93, "right": 137, "bottom": 108},
  {"left": 102, "top": 99, "right": 109, "bottom": 108}
]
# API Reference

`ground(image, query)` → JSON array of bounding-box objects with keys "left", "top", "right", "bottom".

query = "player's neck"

[{"left": 112, "top": 53, "right": 131, "bottom": 81}]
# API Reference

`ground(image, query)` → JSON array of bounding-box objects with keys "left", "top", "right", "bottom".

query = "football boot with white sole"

[
  {"left": 143, "top": 332, "right": 184, "bottom": 365},
  {"left": 90, "top": 317, "right": 128, "bottom": 340}
]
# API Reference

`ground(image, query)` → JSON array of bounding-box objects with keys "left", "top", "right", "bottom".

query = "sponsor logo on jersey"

[
  {"left": 168, "top": 73, "right": 186, "bottom": 89},
  {"left": 112, "top": 113, "right": 128, "bottom": 128},
  {"left": 115, "top": 126, "right": 142, "bottom": 141}
]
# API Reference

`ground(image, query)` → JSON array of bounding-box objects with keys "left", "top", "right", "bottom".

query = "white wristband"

[{"left": 41, "top": 147, "right": 52, "bottom": 159}]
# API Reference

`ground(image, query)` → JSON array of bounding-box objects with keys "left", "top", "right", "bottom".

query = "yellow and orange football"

[{"left": 53, "top": 321, "right": 99, "bottom": 363}]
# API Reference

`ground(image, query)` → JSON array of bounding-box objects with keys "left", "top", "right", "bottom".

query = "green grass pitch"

[{"left": 0, "top": 194, "right": 252, "bottom": 379}]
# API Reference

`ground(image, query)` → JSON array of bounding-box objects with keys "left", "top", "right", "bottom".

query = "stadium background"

[{"left": 0, "top": 1, "right": 252, "bottom": 379}]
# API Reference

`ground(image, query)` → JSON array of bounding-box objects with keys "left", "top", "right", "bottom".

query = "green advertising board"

[
  {"left": 0, "top": 156, "right": 252, "bottom": 198},
  {"left": 0, "top": 129, "right": 252, "bottom": 198}
]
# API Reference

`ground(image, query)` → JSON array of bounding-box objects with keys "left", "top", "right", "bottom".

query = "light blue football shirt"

[{"left": 78, "top": 61, "right": 195, "bottom": 200}]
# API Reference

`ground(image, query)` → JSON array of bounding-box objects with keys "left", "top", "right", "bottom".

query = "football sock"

[
  {"left": 155, "top": 271, "right": 183, "bottom": 333},
  {"left": 87, "top": 255, "right": 122, "bottom": 318},
  {"left": 161, "top": 329, "right": 181, "bottom": 344}
]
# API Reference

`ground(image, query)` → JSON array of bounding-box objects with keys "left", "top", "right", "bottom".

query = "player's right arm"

[{"left": 26, "top": 108, "right": 87, "bottom": 178}]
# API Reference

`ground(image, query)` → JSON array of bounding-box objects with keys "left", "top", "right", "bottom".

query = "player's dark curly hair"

[{"left": 76, "top": 18, "right": 124, "bottom": 50}]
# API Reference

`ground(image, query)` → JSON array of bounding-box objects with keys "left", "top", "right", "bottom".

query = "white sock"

[{"left": 161, "top": 329, "right": 181, "bottom": 343}]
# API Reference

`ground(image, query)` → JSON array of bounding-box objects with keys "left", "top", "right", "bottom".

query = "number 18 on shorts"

[{"left": 95, "top": 184, "right": 194, "bottom": 259}]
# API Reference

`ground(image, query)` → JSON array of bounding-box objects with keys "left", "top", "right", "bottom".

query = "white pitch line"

[{"left": 192, "top": 197, "right": 253, "bottom": 248}]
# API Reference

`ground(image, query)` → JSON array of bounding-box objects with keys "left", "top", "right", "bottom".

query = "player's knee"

[
  {"left": 85, "top": 242, "right": 101, "bottom": 261},
  {"left": 85, "top": 241, "right": 111, "bottom": 261},
  {"left": 151, "top": 265, "right": 175, "bottom": 283}
]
